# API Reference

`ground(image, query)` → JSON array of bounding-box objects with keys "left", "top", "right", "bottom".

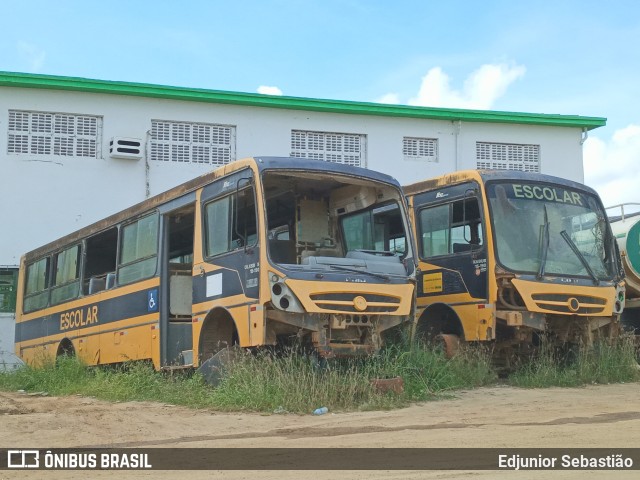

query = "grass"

[
  {"left": 0, "top": 338, "right": 637, "bottom": 414},
  {"left": 204, "top": 343, "right": 497, "bottom": 412},
  {"left": 0, "top": 358, "right": 210, "bottom": 406},
  {"left": 509, "top": 335, "right": 640, "bottom": 388}
]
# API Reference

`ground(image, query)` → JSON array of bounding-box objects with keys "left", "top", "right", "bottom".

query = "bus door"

[
  {"left": 159, "top": 197, "right": 196, "bottom": 367},
  {"left": 196, "top": 170, "right": 260, "bottom": 340},
  {"left": 414, "top": 182, "right": 488, "bottom": 306}
]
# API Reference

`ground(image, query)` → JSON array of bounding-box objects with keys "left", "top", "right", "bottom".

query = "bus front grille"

[
  {"left": 531, "top": 293, "right": 607, "bottom": 315},
  {"left": 310, "top": 292, "right": 401, "bottom": 313}
]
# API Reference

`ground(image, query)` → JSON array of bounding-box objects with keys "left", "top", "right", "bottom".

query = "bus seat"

[
  {"left": 105, "top": 273, "right": 116, "bottom": 289},
  {"left": 89, "top": 276, "right": 106, "bottom": 294}
]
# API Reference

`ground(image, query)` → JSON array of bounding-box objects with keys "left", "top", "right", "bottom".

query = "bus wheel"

[
  {"left": 414, "top": 306, "right": 464, "bottom": 358},
  {"left": 434, "top": 333, "right": 460, "bottom": 359},
  {"left": 199, "top": 314, "right": 238, "bottom": 359},
  {"left": 197, "top": 313, "right": 239, "bottom": 386},
  {"left": 56, "top": 339, "right": 75, "bottom": 365}
]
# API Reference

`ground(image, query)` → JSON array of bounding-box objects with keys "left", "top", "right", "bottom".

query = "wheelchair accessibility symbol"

[{"left": 147, "top": 289, "right": 158, "bottom": 312}]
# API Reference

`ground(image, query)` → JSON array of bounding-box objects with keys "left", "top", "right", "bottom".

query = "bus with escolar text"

[
  {"left": 404, "top": 169, "right": 624, "bottom": 363},
  {"left": 15, "top": 156, "right": 415, "bottom": 371}
]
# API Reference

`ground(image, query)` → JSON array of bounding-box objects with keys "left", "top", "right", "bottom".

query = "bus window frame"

[
  {"left": 338, "top": 200, "right": 408, "bottom": 258},
  {"left": 116, "top": 211, "right": 160, "bottom": 286},
  {"left": 203, "top": 182, "right": 258, "bottom": 261},
  {"left": 484, "top": 179, "right": 616, "bottom": 281},
  {"left": 23, "top": 256, "right": 51, "bottom": 313},
  {"left": 417, "top": 192, "right": 485, "bottom": 261},
  {"left": 50, "top": 243, "right": 82, "bottom": 306}
]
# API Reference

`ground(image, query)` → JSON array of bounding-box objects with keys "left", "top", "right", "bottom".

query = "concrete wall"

[{"left": 0, "top": 86, "right": 586, "bottom": 266}]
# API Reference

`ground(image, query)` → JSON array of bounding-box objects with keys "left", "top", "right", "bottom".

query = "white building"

[{"left": 0, "top": 71, "right": 605, "bottom": 321}]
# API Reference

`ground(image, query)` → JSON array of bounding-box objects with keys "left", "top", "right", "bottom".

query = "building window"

[
  {"left": 7, "top": 110, "right": 102, "bottom": 158},
  {"left": 0, "top": 268, "right": 18, "bottom": 313},
  {"left": 403, "top": 137, "right": 438, "bottom": 162},
  {"left": 150, "top": 120, "right": 236, "bottom": 165},
  {"left": 476, "top": 141, "right": 540, "bottom": 172},
  {"left": 291, "top": 130, "right": 366, "bottom": 167}
]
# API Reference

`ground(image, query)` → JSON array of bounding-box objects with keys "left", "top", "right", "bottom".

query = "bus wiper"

[
  {"left": 600, "top": 216, "right": 622, "bottom": 281},
  {"left": 537, "top": 204, "right": 550, "bottom": 280},
  {"left": 329, "top": 265, "right": 390, "bottom": 282},
  {"left": 560, "top": 230, "right": 600, "bottom": 285}
]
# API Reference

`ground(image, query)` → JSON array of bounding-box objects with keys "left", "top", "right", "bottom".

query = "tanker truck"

[{"left": 608, "top": 203, "right": 640, "bottom": 335}]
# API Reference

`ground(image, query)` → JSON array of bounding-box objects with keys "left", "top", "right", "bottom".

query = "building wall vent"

[{"left": 109, "top": 137, "right": 143, "bottom": 160}]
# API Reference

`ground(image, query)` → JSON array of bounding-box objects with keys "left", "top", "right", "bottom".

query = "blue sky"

[{"left": 2, "top": 0, "right": 640, "bottom": 206}]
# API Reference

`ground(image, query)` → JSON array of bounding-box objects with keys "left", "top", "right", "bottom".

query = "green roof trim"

[{"left": 0, "top": 71, "right": 606, "bottom": 130}]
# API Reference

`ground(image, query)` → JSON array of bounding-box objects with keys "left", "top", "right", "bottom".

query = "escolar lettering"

[
  {"left": 512, "top": 184, "right": 583, "bottom": 205},
  {"left": 60, "top": 305, "right": 99, "bottom": 331}
]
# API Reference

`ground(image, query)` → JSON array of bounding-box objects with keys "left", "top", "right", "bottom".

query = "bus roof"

[
  {"left": 403, "top": 169, "right": 599, "bottom": 198},
  {"left": 24, "top": 156, "right": 401, "bottom": 262},
  {"left": 254, "top": 156, "right": 400, "bottom": 184}
]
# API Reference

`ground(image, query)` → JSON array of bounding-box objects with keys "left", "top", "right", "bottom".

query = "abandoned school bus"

[
  {"left": 404, "top": 170, "right": 625, "bottom": 361},
  {"left": 15, "top": 157, "right": 415, "bottom": 370}
]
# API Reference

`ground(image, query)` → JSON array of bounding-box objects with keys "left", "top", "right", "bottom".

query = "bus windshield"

[
  {"left": 341, "top": 203, "right": 406, "bottom": 255},
  {"left": 486, "top": 182, "right": 615, "bottom": 280}
]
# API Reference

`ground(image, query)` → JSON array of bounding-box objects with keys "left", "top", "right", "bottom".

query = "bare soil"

[{"left": 1, "top": 383, "right": 640, "bottom": 479}]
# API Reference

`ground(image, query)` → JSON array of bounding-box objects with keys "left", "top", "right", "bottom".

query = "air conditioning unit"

[{"left": 109, "top": 137, "right": 143, "bottom": 160}]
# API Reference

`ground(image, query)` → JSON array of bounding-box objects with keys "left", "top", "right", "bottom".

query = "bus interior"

[{"left": 263, "top": 171, "right": 408, "bottom": 277}]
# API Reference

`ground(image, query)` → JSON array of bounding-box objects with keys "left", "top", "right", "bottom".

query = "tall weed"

[{"left": 509, "top": 336, "right": 640, "bottom": 388}]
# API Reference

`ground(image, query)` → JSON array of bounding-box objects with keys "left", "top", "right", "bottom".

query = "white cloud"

[
  {"left": 378, "top": 63, "right": 526, "bottom": 109},
  {"left": 257, "top": 85, "right": 283, "bottom": 96},
  {"left": 17, "top": 42, "right": 46, "bottom": 72},
  {"left": 584, "top": 125, "right": 640, "bottom": 207},
  {"left": 409, "top": 63, "right": 526, "bottom": 109}
]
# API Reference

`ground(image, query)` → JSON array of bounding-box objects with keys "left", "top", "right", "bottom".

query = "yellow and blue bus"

[
  {"left": 404, "top": 170, "right": 624, "bottom": 360},
  {"left": 15, "top": 157, "right": 415, "bottom": 370}
]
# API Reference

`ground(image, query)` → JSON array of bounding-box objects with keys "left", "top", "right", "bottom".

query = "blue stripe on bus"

[{"left": 15, "top": 288, "right": 153, "bottom": 344}]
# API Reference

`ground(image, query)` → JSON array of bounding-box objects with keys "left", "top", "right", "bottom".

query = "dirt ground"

[{"left": 1, "top": 382, "right": 640, "bottom": 479}]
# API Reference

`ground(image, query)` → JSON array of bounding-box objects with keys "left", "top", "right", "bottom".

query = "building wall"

[
  {"left": 0, "top": 86, "right": 587, "bottom": 266},
  {"left": 0, "top": 313, "right": 17, "bottom": 367}
]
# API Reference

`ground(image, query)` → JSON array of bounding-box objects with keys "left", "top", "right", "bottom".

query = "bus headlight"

[
  {"left": 615, "top": 284, "right": 625, "bottom": 314},
  {"left": 269, "top": 273, "right": 304, "bottom": 313}
]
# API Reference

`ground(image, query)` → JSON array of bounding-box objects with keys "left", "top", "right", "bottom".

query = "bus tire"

[{"left": 434, "top": 333, "right": 461, "bottom": 359}]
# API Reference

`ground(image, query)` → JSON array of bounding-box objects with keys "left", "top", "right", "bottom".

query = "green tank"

[{"left": 610, "top": 205, "right": 640, "bottom": 300}]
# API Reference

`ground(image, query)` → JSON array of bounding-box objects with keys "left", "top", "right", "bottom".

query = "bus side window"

[
  {"left": 24, "top": 257, "right": 50, "bottom": 312},
  {"left": 205, "top": 185, "right": 257, "bottom": 258},
  {"left": 118, "top": 213, "right": 159, "bottom": 285},
  {"left": 419, "top": 198, "right": 483, "bottom": 258},
  {"left": 84, "top": 227, "right": 118, "bottom": 294},
  {"left": 451, "top": 198, "right": 483, "bottom": 249},
  {"left": 51, "top": 244, "right": 81, "bottom": 305},
  {"left": 420, "top": 204, "right": 449, "bottom": 257}
]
